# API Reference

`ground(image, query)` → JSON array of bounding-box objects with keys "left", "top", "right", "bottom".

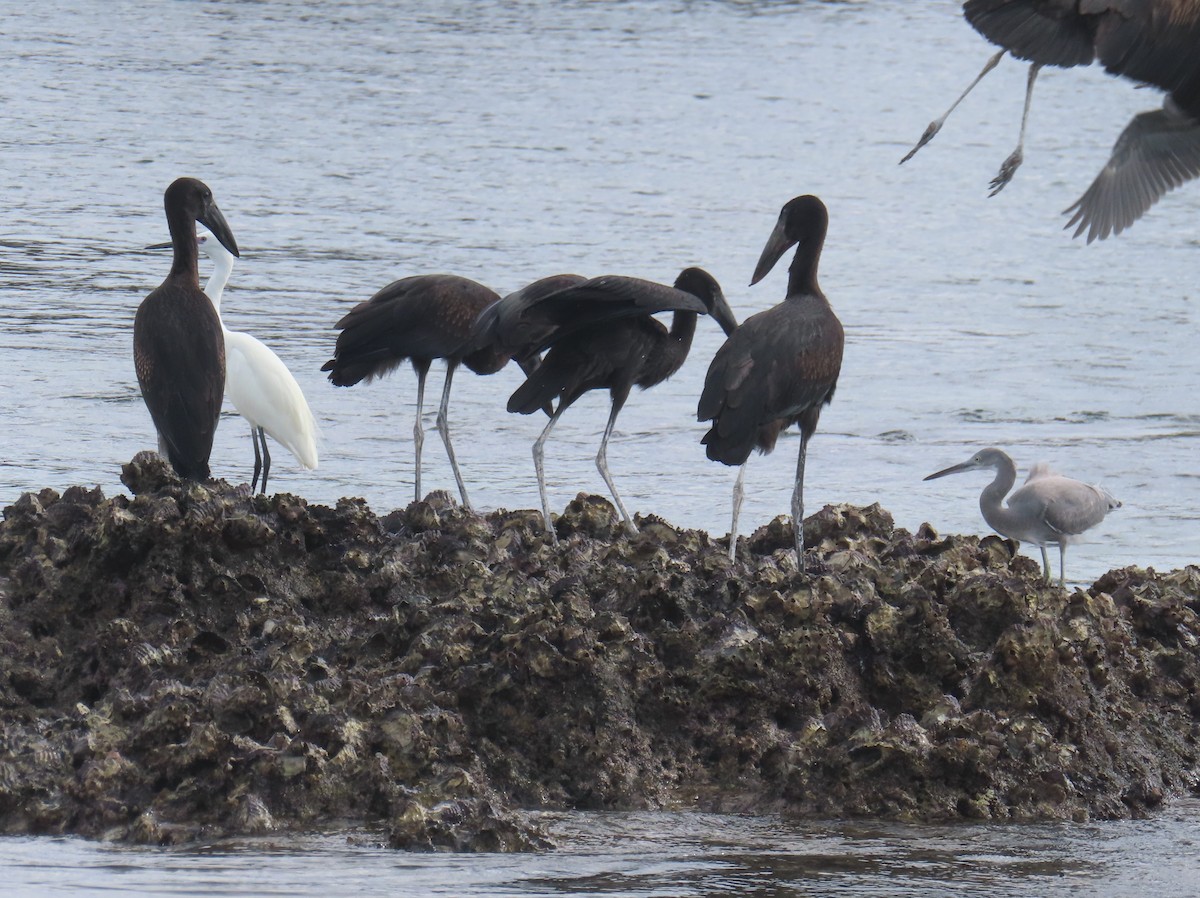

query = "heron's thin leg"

[
  {"left": 412, "top": 360, "right": 429, "bottom": 504},
  {"left": 250, "top": 424, "right": 263, "bottom": 493},
  {"left": 729, "top": 464, "right": 747, "bottom": 562},
  {"left": 990, "top": 62, "right": 1041, "bottom": 195},
  {"left": 792, "top": 435, "right": 809, "bottom": 563},
  {"left": 533, "top": 405, "right": 566, "bottom": 540},
  {"left": 901, "top": 49, "right": 1005, "bottom": 164},
  {"left": 259, "top": 427, "right": 271, "bottom": 496},
  {"left": 596, "top": 393, "right": 637, "bottom": 535},
  {"left": 435, "top": 362, "right": 472, "bottom": 513},
  {"left": 1039, "top": 545, "right": 1051, "bottom": 582}
]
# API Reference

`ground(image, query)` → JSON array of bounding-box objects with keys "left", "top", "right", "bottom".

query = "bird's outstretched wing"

[
  {"left": 1064, "top": 103, "right": 1200, "bottom": 242},
  {"left": 465, "top": 274, "right": 586, "bottom": 358},
  {"left": 515, "top": 275, "right": 709, "bottom": 354},
  {"left": 963, "top": 0, "right": 1097, "bottom": 67},
  {"left": 1094, "top": 4, "right": 1200, "bottom": 114}
]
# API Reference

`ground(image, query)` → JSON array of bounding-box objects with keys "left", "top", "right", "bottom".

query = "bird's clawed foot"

[
  {"left": 900, "top": 119, "right": 943, "bottom": 164},
  {"left": 988, "top": 148, "right": 1023, "bottom": 196}
]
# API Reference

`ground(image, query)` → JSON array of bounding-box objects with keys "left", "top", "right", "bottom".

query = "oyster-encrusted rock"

[{"left": 2, "top": 460, "right": 1200, "bottom": 850}]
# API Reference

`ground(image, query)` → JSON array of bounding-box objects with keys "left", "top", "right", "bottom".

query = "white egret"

[{"left": 178, "top": 230, "right": 319, "bottom": 493}]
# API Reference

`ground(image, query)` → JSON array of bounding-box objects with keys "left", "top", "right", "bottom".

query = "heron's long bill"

[{"left": 924, "top": 460, "right": 976, "bottom": 481}]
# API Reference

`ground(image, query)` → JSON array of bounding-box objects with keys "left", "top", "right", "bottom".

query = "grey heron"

[{"left": 924, "top": 446, "right": 1121, "bottom": 585}]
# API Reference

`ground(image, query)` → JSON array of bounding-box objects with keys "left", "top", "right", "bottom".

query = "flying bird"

[{"left": 901, "top": 0, "right": 1200, "bottom": 242}]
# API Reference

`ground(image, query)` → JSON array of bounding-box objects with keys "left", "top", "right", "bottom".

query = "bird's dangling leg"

[
  {"left": 989, "top": 62, "right": 1041, "bottom": 196},
  {"left": 258, "top": 426, "right": 272, "bottom": 495},
  {"left": 533, "top": 406, "right": 566, "bottom": 540},
  {"left": 901, "top": 49, "right": 1005, "bottom": 164},
  {"left": 792, "top": 435, "right": 809, "bottom": 564},
  {"left": 596, "top": 395, "right": 637, "bottom": 536},
  {"left": 435, "top": 362, "right": 473, "bottom": 513},
  {"left": 729, "top": 463, "right": 747, "bottom": 562},
  {"left": 412, "top": 360, "right": 429, "bottom": 504},
  {"left": 250, "top": 423, "right": 263, "bottom": 493},
  {"left": 1039, "top": 545, "right": 1052, "bottom": 582}
]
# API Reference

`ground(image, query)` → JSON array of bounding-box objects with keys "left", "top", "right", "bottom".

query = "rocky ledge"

[{"left": 1, "top": 451, "right": 1198, "bottom": 850}]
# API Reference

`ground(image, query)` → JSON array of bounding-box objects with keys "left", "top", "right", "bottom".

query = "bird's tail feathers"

[
  {"left": 1096, "top": 484, "right": 1122, "bottom": 511},
  {"left": 701, "top": 426, "right": 755, "bottom": 467},
  {"left": 322, "top": 352, "right": 404, "bottom": 387}
]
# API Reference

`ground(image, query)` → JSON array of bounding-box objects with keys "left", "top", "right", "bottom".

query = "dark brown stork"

[
  {"left": 505, "top": 267, "right": 736, "bottom": 537},
  {"left": 322, "top": 274, "right": 507, "bottom": 511},
  {"left": 698, "top": 195, "right": 844, "bottom": 564},
  {"left": 901, "top": 0, "right": 1200, "bottom": 242},
  {"left": 134, "top": 177, "right": 239, "bottom": 480}
]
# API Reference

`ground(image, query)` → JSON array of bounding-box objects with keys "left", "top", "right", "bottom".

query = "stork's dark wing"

[
  {"left": 324, "top": 274, "right": 499, "bottom": 384},
  {"left": 517, "top": 275, "right": 708, "bottom": 353},
  {"left": 698, "top": 300, "right": 844, "bottom": 466},
  {"left": 963, "top": 0, "right": 1097, "bottom": 67},
  {"left": 1064, "top": 104, "right": 1200, "bottom": 242},
  {"left": 1094, "top": 2, "right": 1200, "bottom": 115},
  {"left": 134, "top": 288, "right": 225, "bottom": 479}
]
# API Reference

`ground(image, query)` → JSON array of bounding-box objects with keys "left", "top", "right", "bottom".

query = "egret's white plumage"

[
  {"left": 924, "top": 447, "right": 1120, "bottom": 586},
  {"left": 197, "top": 230, "right": 319, "bottom": 492}
]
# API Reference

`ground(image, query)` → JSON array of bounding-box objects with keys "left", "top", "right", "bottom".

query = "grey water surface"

[
  {"left": 4, "top": 0, "right": 1200, "bottom": 892},
  {"left": 5, "top": 806, "right": 1200, "bottom": 897}
]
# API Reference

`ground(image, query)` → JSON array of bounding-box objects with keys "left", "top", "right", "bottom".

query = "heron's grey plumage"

[{"left": 924, "top": 447, "right": 1120, "bottom": 586}]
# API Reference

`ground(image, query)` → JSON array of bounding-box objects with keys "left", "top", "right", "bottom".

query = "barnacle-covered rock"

[{"left": 2, "top": 460, "right": 1200, "bottom": 851}]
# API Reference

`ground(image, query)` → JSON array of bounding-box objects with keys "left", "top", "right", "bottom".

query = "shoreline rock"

[{"left": 1, "top": 451, "right": 1197, "bottom": 849}]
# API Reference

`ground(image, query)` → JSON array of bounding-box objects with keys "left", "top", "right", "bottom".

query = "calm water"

[
  {"left": 4, "top": 0, "right": 1200, "bottom": 890},
  {"left": 5, "top": 806, "right": 1200, "bottom": 898}
]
